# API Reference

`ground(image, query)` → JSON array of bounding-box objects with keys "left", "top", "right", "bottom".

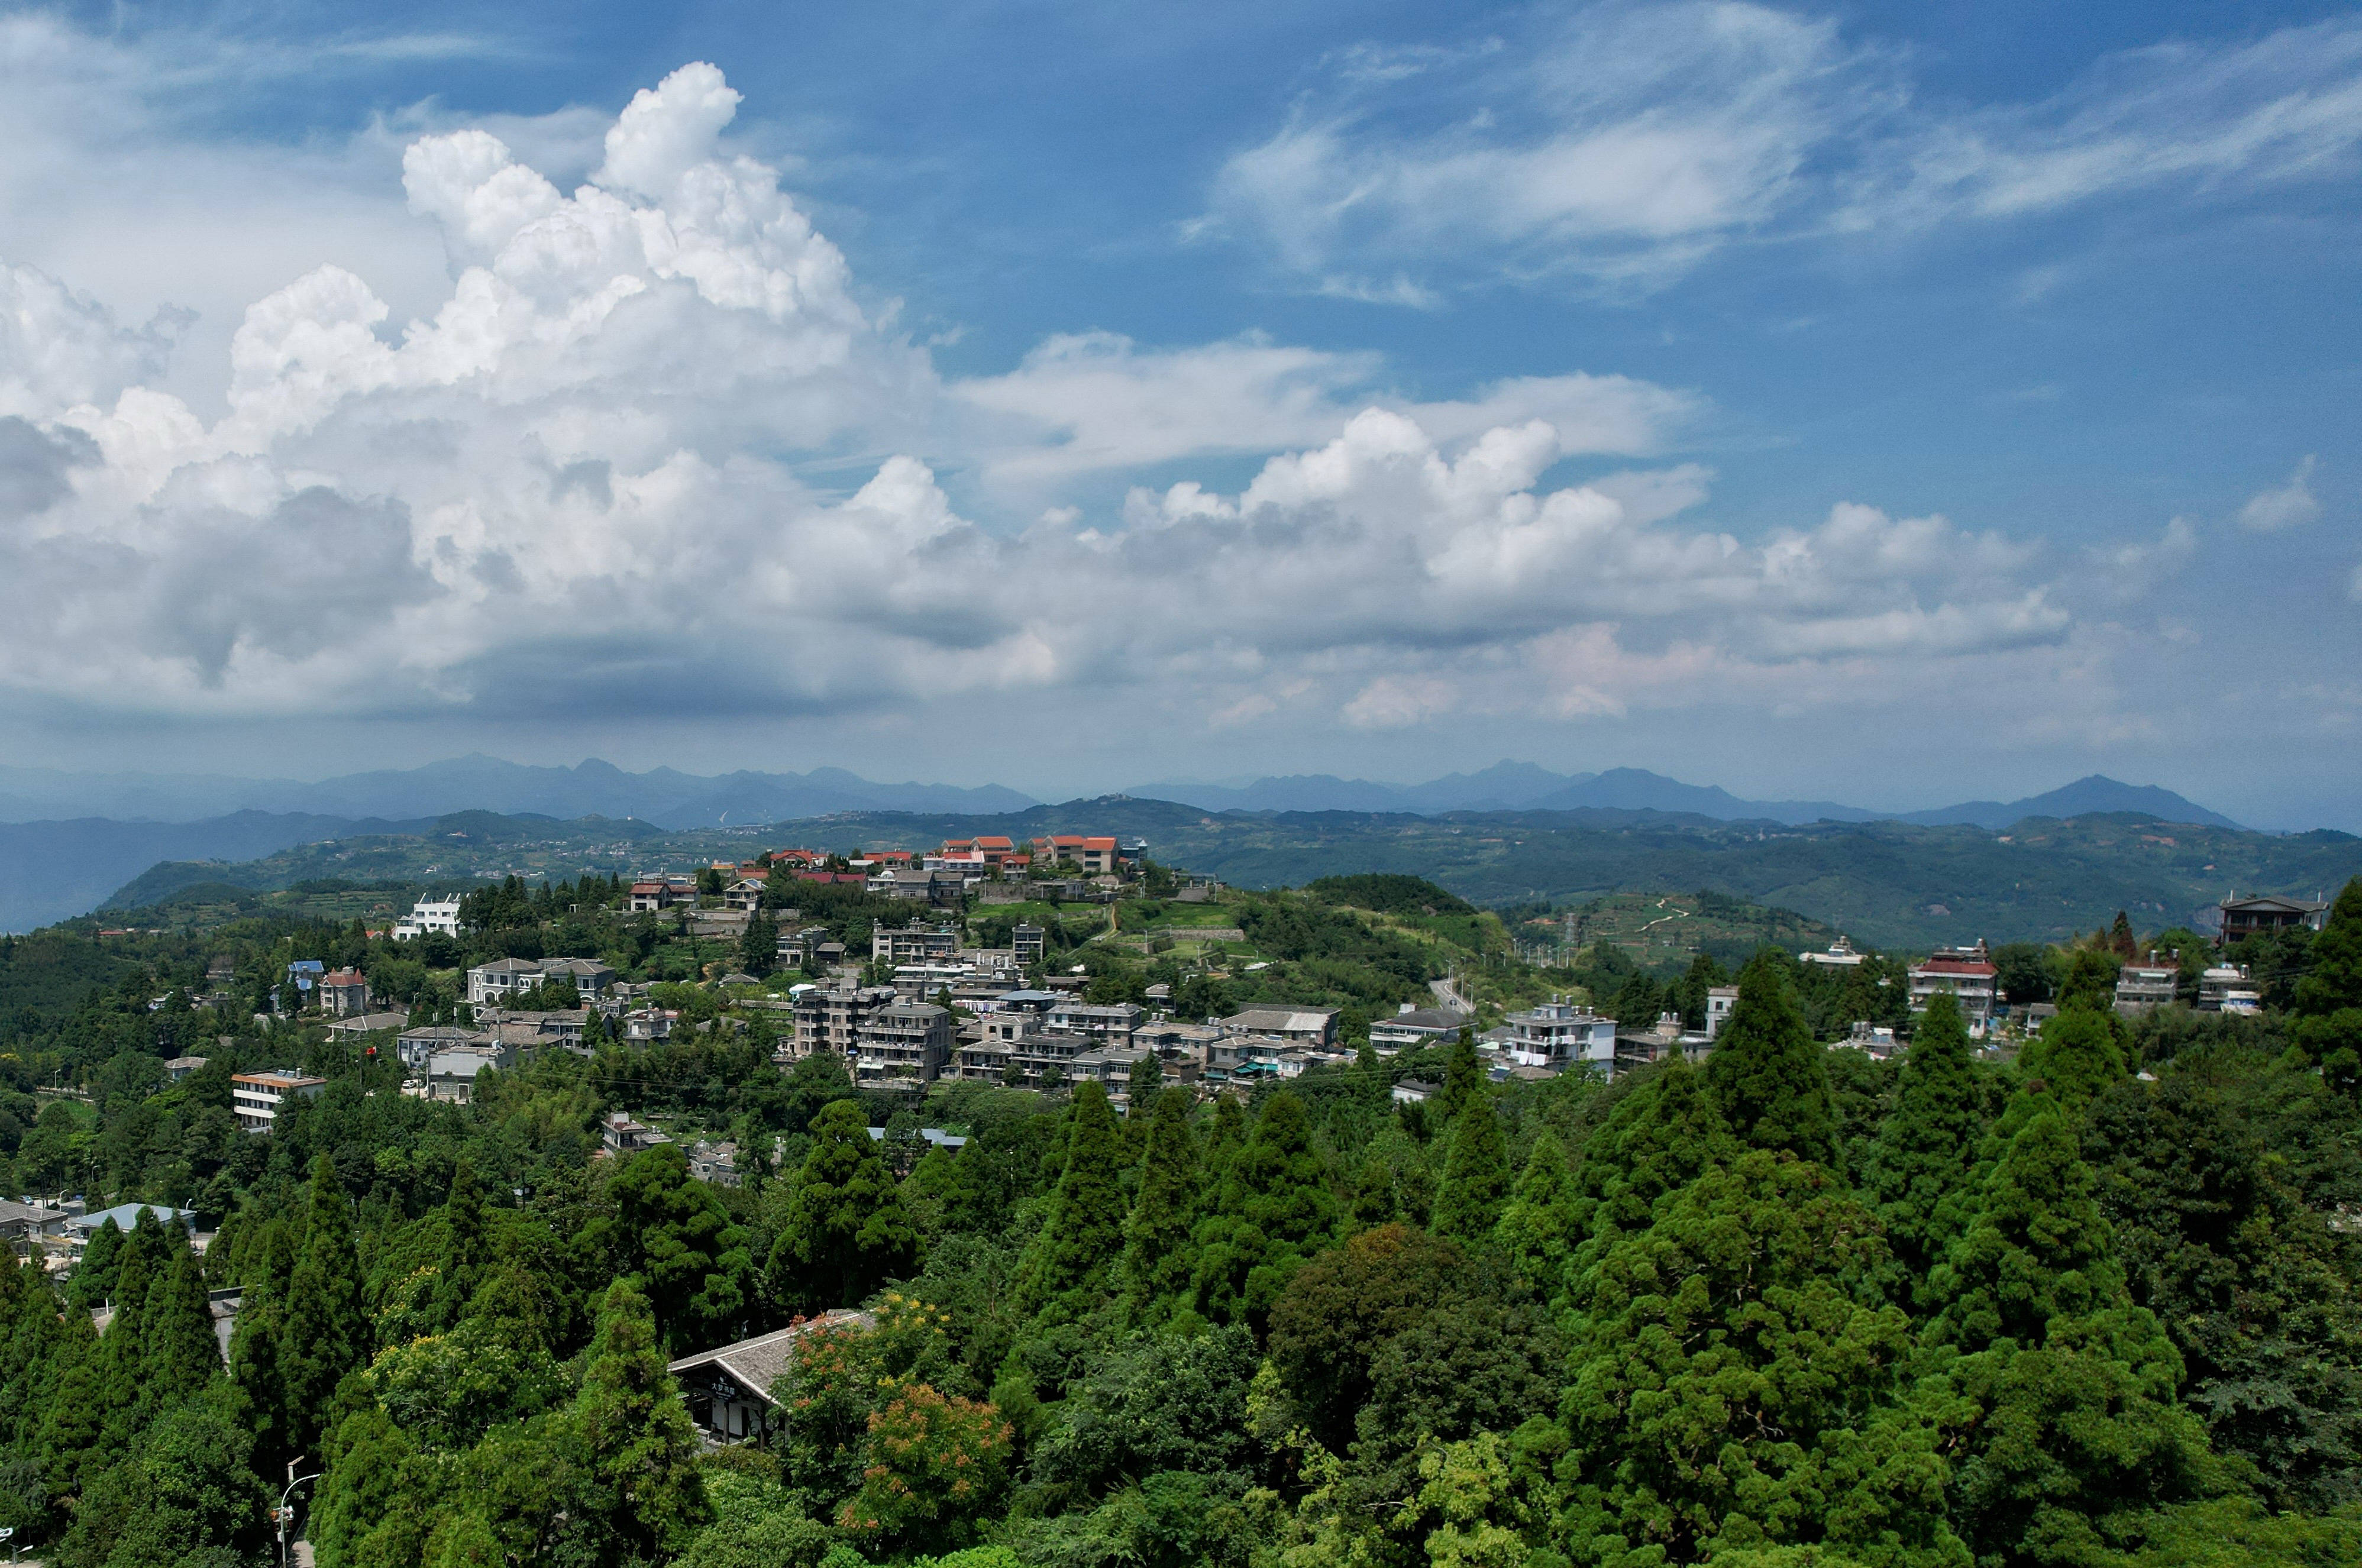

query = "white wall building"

[
  {"left": 231, "top": 1071, "right": 327, "bottom": 1133},
  {"left": 1500, "top": 998, "right": 1617, "bottom": 1072},
  {"left": 391, "top": 897, "right": 463, "bottom": 940}
]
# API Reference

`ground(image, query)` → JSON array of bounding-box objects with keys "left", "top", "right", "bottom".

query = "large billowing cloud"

[{"left": 0, "top": 57, "right": 2077, "bottom": 736}]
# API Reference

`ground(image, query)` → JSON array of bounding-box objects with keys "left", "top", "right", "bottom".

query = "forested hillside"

[
  {"left": 95, "top": 800, "right": 2362, "bottom": 950},
  {"left": 1, "top": 870, "right": 2358, "bottom": 1567}
]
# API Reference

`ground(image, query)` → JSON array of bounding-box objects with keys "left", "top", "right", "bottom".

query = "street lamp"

[{"left": 274, "top": 1463, "right": 322, "bottom": 1568}]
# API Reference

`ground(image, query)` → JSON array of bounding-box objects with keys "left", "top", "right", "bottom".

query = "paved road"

[{"left": 1430, "top": 976, "right": 1472, "bottom": 1013}]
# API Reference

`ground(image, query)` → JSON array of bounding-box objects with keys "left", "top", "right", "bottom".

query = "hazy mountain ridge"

[{"left": 79, "top": 797, "right": 2357, "bottom": 951}]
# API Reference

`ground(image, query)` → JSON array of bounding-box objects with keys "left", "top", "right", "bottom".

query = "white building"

[
  {"left": 231, "top": 1071, "right": 327, "bottom": 1133},
  {"left": 1705, "top": 985, "right": 1740, "bottom": 1038},
  {"left": 1798, "top": 936, "right": 1867, "bottom": 967},
  {"left": 1500, "top": 998, "right": 1617, "bottom": 1073},
  {"left": 391, "top": 897, "right": 463, "bottom": 940}
]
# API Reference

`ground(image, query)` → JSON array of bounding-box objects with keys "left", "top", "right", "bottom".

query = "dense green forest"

[{"left": 1, "top": 874, "right": 2359, "bottom": 1566}]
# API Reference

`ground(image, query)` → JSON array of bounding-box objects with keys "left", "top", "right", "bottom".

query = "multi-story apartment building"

[
  {"left": 231, "top": 1071, "right": 328, "bottom": 1133},
  {"left": 1500, "top": 998, "right": 1618, "bottom": 1072},
  {"left": 791, "top": 985, "right": 899, "bottom": 1058},
  {"left": 390, "top": 897, "right": 463, "bottom": 940},
  {"left": 1908, "top": 942, "right": 1999, "bottom": 1032},
  {"left": 854, "top": 1002, "right": 952, "bottom": 1084},
  {"left": 872, "top": 922, "right": 961, "bottom": 964}
]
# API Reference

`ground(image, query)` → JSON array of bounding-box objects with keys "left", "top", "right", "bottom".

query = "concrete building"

[
  {"left": 231, "top": 1071, "right": 327, "bottom": 1133},
  {"left": 854, "top": 1001, "right": 953, "bottom": 1084},
  {"left": 2114, "top": 957, "right": 2180, "bottom": 1014},
  {"left": 2217, "top": 893, "right": 2331, "bottom": 943},
  {"left": 791, "top": 985, "right": 899, "bottom": 1058},
  {"left": 1501, "top": 998, "right": 1618, "bottom": 1073},
  {"left": 1046, "top": 1000, "right": 1143, "bottom": 1045},
  {"left": 2198, "top": 964, "right": 2261, "bottom": 1013},
  {"left": 873, "top": 922, "right": 961, "bottom": 965},
  {"left": 1908, "top": 942, "right": 1999, "bottom": 1033},
  {"left": 164, "top": 1055, "right": 209, "bottom": 1082},
  {"left": 1367, "top": 1005, "right": 1469, "bottom": 1050},
  {"left": 426, "top": 1042, "right": 513, "bottom": 1103},
  {"left": 1220, "top": 1006, "right": 1339, "bottom": 1046},
  {"left": 1798, "top": 936, "right": 1867, "bottom": 967},
  {"left": 1012, "top": 924, "right": 1047, "bottom": 966},
  {"left": 390, "top": 896, "right": 463, "bottom": 940},
  {"left": 316, "top": 968, "right": 371, "bottom": 1017},
  {"left": 1705, "top": 986, "right": 1740, "bottom": 1038}
]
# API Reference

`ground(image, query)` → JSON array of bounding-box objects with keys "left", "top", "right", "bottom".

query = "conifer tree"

[
  {"left": 34, "top": 1311, "right": 104, "bottom": 1498},
  {"left": 1571, "top": 1057, "right": 1736, "bottom": 1246},
  {"left": 93, "top": 1243, "right": 153, "bottom": 1440},
  {"left": 280, "top": 1153, "right": 369, "bottom": 1459},
  {"left": 569, "top": 1282, "right": 710, "bottom": 1562},
  {"left": 1122, "top": 1086, "right": 1198, "bottom": 1320},
  {"left": 2018, "top": 1001, "right": 2126, "bottom": 1107},
  {"left": 1349, "top": 1149, "right": 1397, "bottom": 1228},
  {"left": 1861, "top": 992, "right": 1984, "bottom": 1305},
  {"left": 1494, "top": 1127, "right": 1575, "bottom": 1295},
  {"left": 1432, "top": 1085, "right": 1510, "bottom": 1241},
  {"left": 1704, "top": 958, "right": 1838, "bottom": 1167},
  {"left": 431, "top": 1158, "right": 492, "bottom": 1330},
  {"left": 1439, "top": 1027, "right": 1482, "bottom": 1127},
  {"left": 227, "top": 1217, "right": 296, "bottom": 1466},
  {"left": 1019, "top": 1082, "right": 1131, "bottom": 1319},
  {"left": 1127, "top": 1050, "right": 1164, "bottom": 1104},
  {"left": 1930, "top": 1095, "right": 2214, "bottom": 1566},
  {"left": 1191, "top": 1090, "right": 1339, "bottom": 1325},
  {"left": 143, "top": 1244, "right": 221, "bottom": 1408},
  {"left": 769, "top": 1098, "right": 920, "bottom": 1312},
  {"left": 2291, "top": 877, "right": 2362, "bottom": 1088}
]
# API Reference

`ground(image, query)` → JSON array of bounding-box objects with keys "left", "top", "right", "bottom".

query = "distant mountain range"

[
  {"left": 0, "top": 755, "right": 2245, "bottom": 932},
  {"left": 1127, "top": 766, "right": 2242, "bottom": 831},
  {"left": 0, "top": 756, "right": 1036, "bottom": 831}
]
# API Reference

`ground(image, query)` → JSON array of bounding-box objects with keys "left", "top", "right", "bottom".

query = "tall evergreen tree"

[
  {"left": 1432, "top": 1086, "right": 1510, "bottom": 1242},
  {"left": 1019, "top": 1082, "right": 1131, "bottom": 1320},
  {"left": 1127, "top": 1051, "right": 1164, "bottom": 1104},
  {"left": 431, "top": 1158, "right": 492, "bottom": 1331},
  {"left": 1704, "top": 958, "right": 1838, "bottom": 1167},
  {"left": 1192, "top": 1091, "right": 1340, "bottom": 1325},
  {"left": 1439, "top": 1027, "right": 1482, "bottom": 1127},
  {"left": 280, "top": 1154, "right": 369, "bottom": 1458},
  {"left": 227, "top": 1217, "right": 297, "bottom": 1467},
  {"left": 1571, "top": 1057, "right": 1736, "bottom": 1247},
  {"left": 1930, "top": 1095, "right": 2215, "bottom": 1566},
  {"left": 1862, "top": 992, "right": 1985, "bottom": 1305},
  {"left": 143, "top": 1244, "right": 221, "bottom": 1408},
  {"left": 1494, "top": 1127, "right": 1575, "bottom": 1297},
  {"left": 1122, "top": 1086, "right": 1199, "bottom": 1321},
  {"left": 2018, "top": 1001, "right": 2127, "bottom": 1107},
  {"left": 2291, "top": 877, "right": 2362, "bottom": 1089},
  {"left": 769, "top": 1098, "right": 920, "bottom": 1312},
  {"left": 568, "top": 1282, "right": 710, "bottom": 1563}
]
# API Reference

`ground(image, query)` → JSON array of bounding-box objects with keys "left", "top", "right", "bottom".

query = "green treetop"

[
  {"left": 1122, "top": 1085, "right": 1199, "bottom": 1322},
  {"left": 279, "top": 1153, "right": 369, "bottom": 1459},
  {"left": 1191, "top": 1091, "right": 1340, "bottom": 1327},
  {"left": 1019, "top": 1081, "right": 1132, "bottom": 1321},
  {"left": 1704, "top": 957, "right": 1839, "bottom": 1168},
  {"left": 1431, "top": 1086, "right": 1510, "bottom": 1242},
  {"left": 1439, "top": 1027, "right": 1482, "bottom": 1127},
  {"left": 1861, "top": 992, "right": 1986, "bottom": 1306},
  {"left": 1493, "top": 1127, "right": 1576, "bottom": 1298},
  {"left": 770, "top": 1098, "right": 922, "bottom": 1314}
]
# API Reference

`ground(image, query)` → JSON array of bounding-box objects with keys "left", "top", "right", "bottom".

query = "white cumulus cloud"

[{"left": 2238, "top": 455, "right": 2323, "bottom": 532}]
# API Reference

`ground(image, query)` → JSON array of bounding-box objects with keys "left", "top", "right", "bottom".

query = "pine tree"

[
  {"left": 1439, "top": 1027, "right": 1482, "bottom": 1127},
  {"left": 769, "top": 1098, "right": 920, "bottom": 1312},
  {"left": 1191, "top": 1090, "right": 1339, "bottom": 1325},
  {"left": 570, "top": 1282, "right": 710, "bottom": 1561},
  {"left": 431, "top": 1158, "right": 492, "bottom": 1331},
  {"left": 228, "top": 1217, "right": 296, "bottom": 1467},
  {"left": 280, "top": 1154, "right": 369, "bottom": 1458},
  {"left": 1127, "top": 1051, "right": 1164, "bottom": 1103},
  {"left": 1019, "top": 1082, "right": 1131, "bottom": 1320},
  {"left": 1861, "top": 992, "right": 1984, "bottom": 1306},
  {"left": 1494, "top": 1127, "right": 1575, "bottom": 1296},
  {"left": 1122, "top": 1086, "right": 1198, "bottom": 1320},
  {"left": 1432, "top": 1087, "right": 1510, "bottom": 1241},
  {"left": 1930, "top": 1095, "right": 2215, "bottom": 1566},
  {"left": 143, "top": 1243, "right": 221, "bottom": 1407},
  {"left": 2018, "top": 1000, "right": 2126, "bottom": 1107},
  {"left": 1557, "top": 1149, "right": 1956, "bottom": 1567},
  {"left": 1704, "top": 958, "right": 1838, "bottom": 1167},
  {"left": 1572, "top": 1056, "right": 1736, "bottom": 1246},
  {"left": 2291, "top": 877, "right": 2362, "bottom": 1089},
  {"left": 93, "top": 1243, "right": 154, "bottom": 1441}
]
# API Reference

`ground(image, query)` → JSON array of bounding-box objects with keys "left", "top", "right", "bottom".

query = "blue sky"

[{"left": 1, "top": 1, "right": 2357, "bottom": 825}]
